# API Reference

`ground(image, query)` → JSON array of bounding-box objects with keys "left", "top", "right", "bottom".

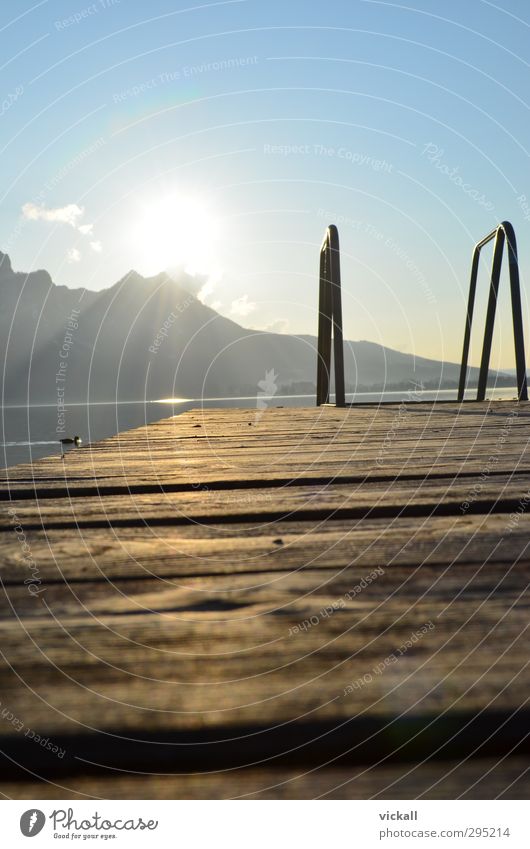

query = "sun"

[{"left": 133, "top": 192, "right": 222, "bottom": 280}]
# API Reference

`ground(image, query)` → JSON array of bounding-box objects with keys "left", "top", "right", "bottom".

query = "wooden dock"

[{"left": 0, "top": 402, "right": 529, "bottom": 799}]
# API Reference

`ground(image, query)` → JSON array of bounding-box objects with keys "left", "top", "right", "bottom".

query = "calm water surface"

[{"left": 0, "top": 388, "right": 519, "bottom": 469}]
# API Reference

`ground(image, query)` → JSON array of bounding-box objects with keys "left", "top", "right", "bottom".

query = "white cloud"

[
  {"left": 262, "top": 318, "right": 290, "bottom": 334},
  {"left": 197, "top": 269, "right": 222, "bottom": 304},
  {"left": 230, "top": 294, "right": 256, "bottom": 317},
  {"left": 22, "top": 203, "right": 98, "bottom": 249},
  {"left": 197, "top": 279, "right": 215, "bottom": 304},
  {"left": 23, "top": 202, "right": 84, "bottom": 227},
  {"left": 210, "top": 300, "right": 222, "bottom": 312},
  {"left": 67, "top": 248, "right": 81, "bottom": 263}
]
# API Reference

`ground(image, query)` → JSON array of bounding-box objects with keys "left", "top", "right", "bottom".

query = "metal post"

[
  {"left": 504, "top": 222, "right": 528, "bottom": 401},
  {"left": 477, "top": 228, "right": 505, "bottom": 401},
  {"left": 316, "top": 226, "right": 345, "bottom": 406},
  {"left": 317, "top": 239, "right": 332, "bottom": 405},
  {"left": 457, "top": 247, "right": 480, "bottom": 402}
]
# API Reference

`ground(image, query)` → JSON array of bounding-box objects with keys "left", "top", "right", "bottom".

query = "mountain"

[{"left": 0, "top": 251, "right": 500, "bottom": 405}]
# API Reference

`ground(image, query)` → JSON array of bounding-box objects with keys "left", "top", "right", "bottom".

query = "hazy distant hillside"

[{"left": 0, "top": 251, "right": 499, "bottom": 405}]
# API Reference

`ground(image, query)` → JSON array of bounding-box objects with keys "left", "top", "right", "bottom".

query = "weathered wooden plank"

[
  {"left": 2, "top": 555, "right": 528, "bottom": 619},
  {"left": 2, "top": 510, "right": 530, "bottom": 585},
  {"left": 1, "top": 757, "right": 528, "bottom": 799},
  {"left": 0, "top": 404, "right": 528, "bottom": 794},
  {"left": 0, "top": 585, "right": 526, "bottom": 735},
  {"left": 4, "top": 452, "right": 530, "bottom": 495},
  {"left": 2, "top": 403, "right": 529, "bottom": 490},
  {"left": 3, "top": 472, "right": 530, "bottom": 531}
]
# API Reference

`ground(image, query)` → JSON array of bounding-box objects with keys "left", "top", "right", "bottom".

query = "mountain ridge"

[{"left": 0, "top": 251, "right": 505, "bottom": 404}]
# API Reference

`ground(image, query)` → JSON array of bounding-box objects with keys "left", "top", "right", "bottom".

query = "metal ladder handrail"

[
  {"left": 458, "top": 221, "right": 528, "bottom": 401},
  {"left": 316, "top": 220, "right": 528, "bottom": 407},
  {"left": 316, "top": 225, "right": 345, "bottom": 406}
]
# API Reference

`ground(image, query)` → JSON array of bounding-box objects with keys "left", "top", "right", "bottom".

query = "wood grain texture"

[
  {"left": 1, "top": 757, "right": 528, "bottom": 800},
  {"left": 0, "top": 403, "right": 528, "bottom": 798}
]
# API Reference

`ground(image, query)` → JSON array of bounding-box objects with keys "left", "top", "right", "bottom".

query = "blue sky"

[{"left": 1, "top": 0, "right": 530, "bottom": 365}]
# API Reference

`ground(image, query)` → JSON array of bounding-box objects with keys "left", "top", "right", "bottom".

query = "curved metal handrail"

[
  {"left": 316, "top": 220, "right": 528, "bottom": 408},
  {"left": 316, "top": 225, "right": 345, "bottom": 406},
  {"left": 458, "top": 221, "right": 528, "bottom": 402}
]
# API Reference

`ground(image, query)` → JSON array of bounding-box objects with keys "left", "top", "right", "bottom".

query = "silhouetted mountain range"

[{"left": 0, "top": 251, "right": 505, "bottom": 404}]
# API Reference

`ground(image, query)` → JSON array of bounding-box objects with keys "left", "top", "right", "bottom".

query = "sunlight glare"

[{"left": 133, "top": 193, "right": 222, "bottom": 280}]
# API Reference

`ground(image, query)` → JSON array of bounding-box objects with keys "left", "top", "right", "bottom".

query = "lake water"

[{"left": 0, "top": 387, "right": 520, "bottom": 469}]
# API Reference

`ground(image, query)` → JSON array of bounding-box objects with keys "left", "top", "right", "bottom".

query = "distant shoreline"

[{"left": 0, "top": 384, "right": 522, "bottom": 409}]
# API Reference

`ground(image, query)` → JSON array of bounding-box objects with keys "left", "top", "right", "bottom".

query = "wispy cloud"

[
  {"left": 230, "top": 294, "right": 256, "bottom": 317},
  {"left": 22, "top": 201, "right": 102, "bottom": 250},
  {"left": 196, "top": 269, "right": 222, "bottom": 304},
  {"left": 262, "top": 318, "right": 290, "bottom": 334},
  {"left": 23, "top": 201, "right": 102, "bottom": 260},
  {"left": 67, "top": 247, "right": 81, "bottom": 263},
  {"left": 22, "top": 202, "right": 84, "bottom": 227}
]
